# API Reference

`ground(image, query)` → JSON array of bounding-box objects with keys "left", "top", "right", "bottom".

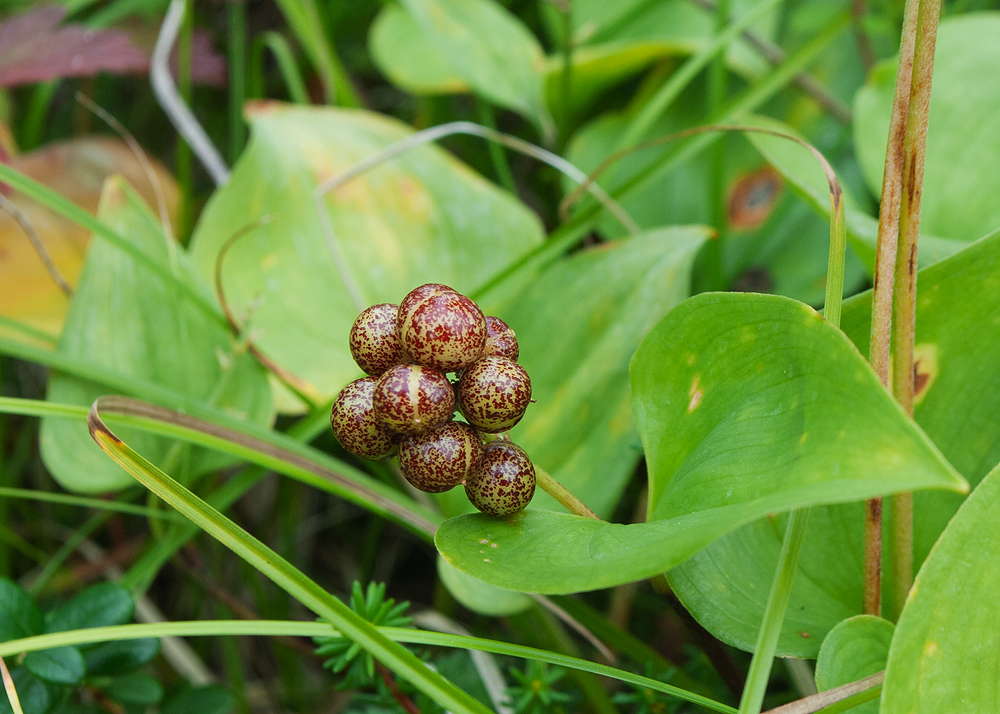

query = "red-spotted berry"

[
  {"left": 465, "top": 441, "right": 535, "bottom": 516},
  {"left": 330, "top": 377, "right": 401, "bottom": 460},
  {"left": 350, "top": 303, "right": 407, "bottom": 376},
  {"left": 373, "top": 363, "right": 455, "bottom": 434},
  {"left": 398, "top": 283, "right": 486, "bottom": 372},
  {"left": 398, "top": 422, "right": 483, "bottom": 493},
  {"left": 457, "top": 356, "right": 532, "bottom": 433},
  {"left": 483, "top": 316, "right": 519, "bottom": 362}
]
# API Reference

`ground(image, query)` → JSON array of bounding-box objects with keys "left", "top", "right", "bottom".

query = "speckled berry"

[
  {"left": 457, "top": 356, "right": 531, "bottom": 433},
  {"left": 373, "top": 363, "right": 455, "bottom": 434},
  {"left": 465, "top": 441, "right": 535, "bottom": 516},
  {"left": 398, "top": 283, "right": 486, "bottom": 372},
  {"left": 398, "top": 422, "right": 483, "bottom": 493},
  {"left": 350, "top": 303, "right": 407, "bottom": 376},
  {"left": 330, "top": 378, "right": 401, "bottom": 460},
  {"left": 483, "top": 316, "right": 519, "bottom": 362}
]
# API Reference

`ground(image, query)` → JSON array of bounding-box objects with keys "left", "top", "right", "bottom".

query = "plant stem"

[
  {"left": 176, "top": 0, "right": 194, "bottom": 239},
  {"left": 475, "top": 101, "right": 517, "bottom": 194},
  {"left": 738, "top": 509, "right": 811, "bottom": 714},
  {"left": 534, "top": 464, "right": 599, "bottom": 520},
  {"left": 227, "top": 0, "right": 247, "bottom": 164},
  {"left": 864, "top": 0, "right": 921, "bottom": 618},
  {"left": 558, "top": 0, "right": 573, "bottom": 145},
  {"left": 889, "top": 0, "right": 941, "bottom": 621}
]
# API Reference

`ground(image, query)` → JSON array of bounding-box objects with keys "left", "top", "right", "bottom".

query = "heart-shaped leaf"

[
  {"left": 882, "top": 462, "right": 1000, "bottom": 713},
  {"left": 667, "top": 227, "right": 1000, "bottom": 656},
  {"left": 435, "top": 293, "right": 965, "bottom": 594},
  {"left": 815, "top": 615, "right": 893, "bottom": 714},
  {"left": 855, "top": 13, "right": 1000, "bottom": 243},
  {"left": 189, "top": 103, "right": 544, "bottom": 408},
  {"left": 40, "top": 178, "right": 272, "bottom": 493}
]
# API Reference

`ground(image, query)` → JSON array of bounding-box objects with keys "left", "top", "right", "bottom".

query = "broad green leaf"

[
  {"left": 0, "top": 578, "right": 43, "bottom": 643},
  {"left": 45, "top": 583, "right": 134, "bottom": 634},
  {"left": 668, "top": 228, "right": 1000, "bottom": 656},
  {"left": 437, "top": 556, "right": 531, "bottom": 617},
  {"left": 854, "top": 13, "right": 1000, "bottom": 243},
  {"left": 436, "top": 294, "right": 965, "bottom": 594},
  {"left": 161, "top": 686, "right": 234, "bottom": 714},
  {"left": 0, "top": 668, "right": 55, "bottom": 714},
  {"left": 40, "top": 178, "right": 273, "bottom": 493},
  {"left": 507, "top": 227, "right": 708, "bottom": 517},
  {"left": 82, "top": 638, "right": 160, "bottom": 676},
  {"left": 23, "top": 646, "right": 85, "bottom": 686},
  {"left": 395, "top": 0, "right": 552, "bottom": 134},
  {"left": 882, "top": 463, "right": 1000, "bottom": 713},
  {"left": 368, "top": 4, "right": 467, "bottom": 95},
  {"left": 815, "top": 616, "right": 893, "bottom": 714},
  {"left": 189, "top": 104, "right": 544, "bottom": 408},
  {"left": 103, "top": 672, "right": 164, "bottom": 705}
]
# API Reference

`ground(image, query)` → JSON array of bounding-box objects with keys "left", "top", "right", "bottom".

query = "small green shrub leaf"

[
  {"left": 436, "top": 294, "right": 964, "bottom": 593},
  {"left": 0, "top": 668, "right": 56, "bottom": 714},
  {"left": 882, "top": 463, "right": 1000, "bottom": 713},
  {"left": 161, "top": 686, "right": 235, "bottom": 714},
  {"left": 437, "top": 556, "right": 532, "bottom": 617},
  {"left": 0, "top": 579, "right": 43, "bottom": 643},
  {"left": 103, "top": 672, "right": 164, "bottom": 705},
  {"left": 815, "top": 615, "right": 893, "bottom": 714},
  {"left": 45, "top": 583, "right": 134, "bottom": 634},
  {"left": 23, "top": 646, "right": 85, "bottom": 686},
  {"left": 82, "top": 638, "right": 160, "bottom": 676}
]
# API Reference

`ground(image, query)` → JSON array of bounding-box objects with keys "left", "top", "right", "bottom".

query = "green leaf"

[
  {"left": 189, "top": 104, "right": 544, "bottom": 407},
  {"left": 436, "top": 294, "right": 965, "bottom": 594},
  {"left": 0, "top": 579, "right": 44, "bottom": 643},
  {"left": 103, "top": 672, "right": 164, "bottom": 705},
  {"left": 667, "top": 228, "right": 1000, "bottom": 656},
  {"left": 437, "top": 556, "right": 531, "bottom": 617},
  {"left": 82, "top": 638, "right": 160, "bottom": 676},
  {"left": 0, "top": 668, "right": 56, "bottom": 714},
  {"left": 882, "top": 463, "right": 1000, "bottom": 713},
  {"left": 815, "top": 616, "right": 893, "bottom": 714},
  {"left": 394, "top": 0, "right": 552, "bottom": 134},
  {"left": 507, "top": 227, "right": 708, "bottom": 518},
  {"left": 368, "top": 4, "right": 468, "bottom": 95},
  {"left": 161, "top": 686, "right": 234, "bottom": 714},
  {"left": 23, "top": 646, "right": 85, "bottom": 686},
  {"left": 45, "top": 583, "right": 134, "bottom": 634},
  {"left": 40, "top": 178, "right": 273, "bottom": 493},
  {"left": 854, "top": 13, "right": 1000, "bottom": 243}
]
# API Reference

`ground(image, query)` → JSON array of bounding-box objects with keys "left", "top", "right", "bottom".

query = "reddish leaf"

[{"left": 0, "top": 7, "right": 149, "bottom": 87}]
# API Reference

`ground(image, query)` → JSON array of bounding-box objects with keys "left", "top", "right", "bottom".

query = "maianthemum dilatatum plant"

[{"left": 0, "top": 0, "right": 999, "bottom": 712}]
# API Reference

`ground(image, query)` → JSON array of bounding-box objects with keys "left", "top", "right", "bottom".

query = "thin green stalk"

[
  {"left": 889, "top": 0, "right": 941, "bottom": 622},
  {"left": 738, "top": 509, "right": 811, "bottom": 714},
  {"left": 251, "top": 32, "right": 310, "bottom": 103},
  {"left": 0, "top": 620, "right": 736, "bottom": 713},
  {"left": 21, "top": 81, "right": 59, "bottom": 151},
  {"left": 0, "top": 316, "right": 58, "bottom": 345},
  {"left": 0, "top": 487, "right": 185, "bottom": 522},
  {"left": 865, "top": 0, "right": 921, "bottom": 619},
  {"left": 228, "top": 0, "right": 248, "bottom": 163},
  {"left": 475, "top": 101, "right": 517, "bottom": 194},
  {"left": 535, "top": 465, "right": 598, "bottom": 519},
  {"left": 177, "top": 0, "right": 194, "bottom": 239},
  {"left": 558, "top": 1, "right": 574, "bottom": 144}
]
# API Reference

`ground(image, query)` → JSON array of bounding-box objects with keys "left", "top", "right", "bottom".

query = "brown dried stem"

[
  {"left": 864, "top": 0, "right": 921, "bottom": 618},
  {"left": 0, "top": 192, "right": 73, "bottom": 297},
  {"left": 889, "top": 0, "right": 941, "bottom": 621}
]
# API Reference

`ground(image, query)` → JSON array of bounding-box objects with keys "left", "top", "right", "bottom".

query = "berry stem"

[{"left": 534, "top": 464, "right": 600, "bottom": 520}]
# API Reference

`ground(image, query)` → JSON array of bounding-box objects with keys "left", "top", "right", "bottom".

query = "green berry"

[
  {"left": 483, "top": 315, "right": 519, "bottom": 362},
  {"left": 330, "top": 378, "right": 401, "bottom": 460},
  {"left": 373, "top": 363, "right": 455, "bottom": 434},
  {"left": 457, "top": 356, "right": 532, "bottom": 433},
  {"left": 350, "top": 303, "right": 407, "bottom": 376},
  {"left": 398, "top": 283, "right": 486, "bottom": 372},
  {"left": 465, "top": 441, "right": 535, "bottom": 516},
  {"left": 398, "top": 422, "right": 483, "bottom": 493}
]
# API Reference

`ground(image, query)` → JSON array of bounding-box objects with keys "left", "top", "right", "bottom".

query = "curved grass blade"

[
  {"left": 85, "top": 404, "right": 489, "bottom": 714},
  {"left": 0, "top": 621, "right": 735, "bottom": 714}
]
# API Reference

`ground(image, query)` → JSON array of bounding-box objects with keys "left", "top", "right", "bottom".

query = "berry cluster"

[{"left": 330, "top": 284, "right": 535, "bottom": 516}]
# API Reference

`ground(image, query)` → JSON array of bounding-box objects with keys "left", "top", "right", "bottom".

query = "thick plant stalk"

[
  {"left": 889, "top": 0, "right": 941, "bottom": 620},
  {"left": 864, "top": 0, "right": 921, "bottom": 618},
  {"left": 534, "top": 465, "right": 599, "bottom": 520}
]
